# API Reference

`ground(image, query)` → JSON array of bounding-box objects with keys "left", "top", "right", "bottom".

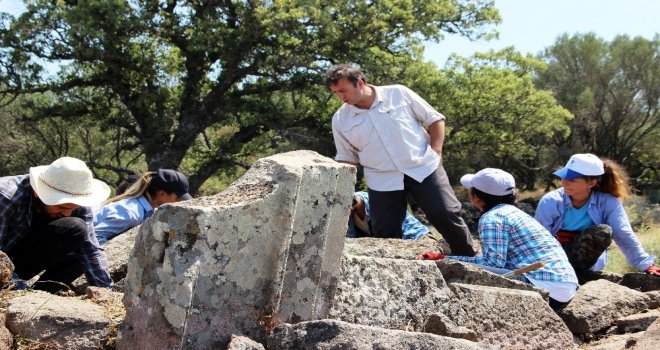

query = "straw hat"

[{"left": 29, "top": 157, "right": 111, "bottom": 206}]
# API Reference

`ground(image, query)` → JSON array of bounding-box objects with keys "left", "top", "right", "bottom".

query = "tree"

[
  {"left": 426, "top": 48, "right": 572, "bottom": 190},
  {"left": 0, "top": 0, "right": 500, "bottom": 193},
  {"left": 536, "top": 33, "right": 659, "bottom": 187}
]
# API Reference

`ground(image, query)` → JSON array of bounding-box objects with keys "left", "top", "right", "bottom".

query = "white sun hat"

[
  {"left": 29, "top": 157, "right": 111, "bottom": 206},
  {"left": 460, "top": 168, "right": 516, "bottom": 196}
]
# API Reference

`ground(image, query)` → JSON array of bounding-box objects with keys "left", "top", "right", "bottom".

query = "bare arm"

[{"left": 428, "top": 120, "right": 445, "bottom": 155}]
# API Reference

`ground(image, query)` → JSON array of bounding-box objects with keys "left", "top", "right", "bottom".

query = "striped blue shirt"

[{"left": 448, "top": 204, "right": 577, "bottom": 283}]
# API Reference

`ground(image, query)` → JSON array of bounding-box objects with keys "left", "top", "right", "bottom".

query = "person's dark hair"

[
  {"left": 325, "top": 64, "right": 367, "bottom": 87},
  {"left": 470, "top": 188, "right": 516, "bottom": 213}
]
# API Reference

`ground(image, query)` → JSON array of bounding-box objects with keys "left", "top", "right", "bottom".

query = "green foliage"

[
  {"left": 429, "top": 48, "right": 573, "bottom": 188},
  {"left": 0, "top": 0, "right": 500, "bottom": 193},
  {"left": 536, "top": 33, "right": 660, "bottom": 189}
]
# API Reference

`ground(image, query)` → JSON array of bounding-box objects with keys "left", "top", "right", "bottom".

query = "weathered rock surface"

[
  {"left": 343, "top": 236, "right": 451, "bottom": 259},
  {"left": 329, "top": 255, "right": 467, "bottom": 332},
  {"left": 645, "top": 290, "right": 660, "bottom": 309},
  {"left": 267, "top": 319, "right": 497, "bottom": 350},
  {"left": 560, "top": 279, "right": 651, "bottom": 334},
  {"left": 631, "top": 317, "right": 660, "bottom": 350},
  {"left": 0, "top": 313, "right": 12, "bottom": 350},
  {"left": 227, "top": 334, "right": 265, "bottom": 350},
  {"left": 437, "top": 259, "right": 548, "bottom": 298},
  {"left": 615, "top": 309, "right": 660, "bottom": 333},
  {"left": 450, "top": 283, "right": 574, "bottom": 350},
  {"left": 117, "top": 150, "right": 355, "bottom": 349},
  {"left": 5, "top": 290, "right": 113, "bottom": 350},
  {"left": 0, "top": 250, "right": 14, "bottom": 288},
  {"left": 578, "top": 332, "right": 644, "bottom": 350},
  {"left": 620, "top": 273, "right": 660, "bottom": 292}
]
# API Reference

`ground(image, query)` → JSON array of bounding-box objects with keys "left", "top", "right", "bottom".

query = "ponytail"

[
  {"left": 105, "top": 172, "right": 155, "bottom": 204},
  {"left": 594, "top": 158, "right": 631, "bottom": 201}
]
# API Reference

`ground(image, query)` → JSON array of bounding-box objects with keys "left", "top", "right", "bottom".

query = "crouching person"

[
  {"left": 0, "top": 157, "right": 113, "bottom": 293},
  {"left": 418, "top": 168, "right": 578, "bottom": 309}
]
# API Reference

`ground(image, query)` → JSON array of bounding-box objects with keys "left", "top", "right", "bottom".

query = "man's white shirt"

[{"left": 332, "top": 84, "right": 444, "bottom": 191}]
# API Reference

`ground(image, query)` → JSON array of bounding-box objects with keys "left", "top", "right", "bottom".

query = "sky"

[
  {"left": 1, "top": 0, "right": 658, "bottom": 67},
  {"left": 425, "top": 0, "right": 660, "bottom": 66}
]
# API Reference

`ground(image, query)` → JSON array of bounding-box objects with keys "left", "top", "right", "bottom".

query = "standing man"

[
  {"left": 326, "top": 63, "right": 475, "bottom": 256},
  {"left": 0, "top": 157, "right": 113, "bottom": 292}
]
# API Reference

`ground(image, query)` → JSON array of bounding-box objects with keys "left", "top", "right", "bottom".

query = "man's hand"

[
  {"left": 645, "top": 265, "right": 660, "bottom": 276},
  {"left": 417, "top": 252, "right": 445, "bottom": 260}
]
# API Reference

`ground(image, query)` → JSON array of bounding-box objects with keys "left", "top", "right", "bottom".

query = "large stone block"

[
  {"left": 560, "top": 279, "right": 650, "bottom": 334},
  {"left": 116, "top": 151, "right": 355, "bottom": 349},
  {"left": 267, "top": 319, "right": 496, "bottom": 349},
  {"left": 5, "top": 291, "right": 112, "bottom": 350},
  {"left": 450, "top": 283, "right": 574, "bottom": 350},
  {"left": 620, "top": 273, "right": 660, "bottom": 292},
  {"left": 329, "top": 255, "right": 468, "bottom": 332}
]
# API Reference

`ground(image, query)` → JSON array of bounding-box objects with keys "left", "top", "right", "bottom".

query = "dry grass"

[{"left": 605, "top": 224, "right": 660, "bottom": 274}]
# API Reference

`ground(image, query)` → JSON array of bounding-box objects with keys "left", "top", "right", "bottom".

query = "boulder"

[
  {"left": 342, "top": 236, "right": 450, "bottom": 259},
  {"left": 449, "top": 283, "right": 574, "bottom": 350},
  {"left": 560, "top": 279, "right": 651, "bottom": 334},
  {"left": 0, "top": 313, "right": 12, "bottom": 350},
  {"left": 632, "top": 317, "right": 660, "bottom": 350},
  {"left": 615, "top": 309, "right": 660, "bottom": 333},
  {"left": 620, "top": 273, "right": 660, "bottom": 292},
  {"left": 5, "top": 291, "right": 113, "bottom": 350},
  {"left": 117, "top": 151, "right": 355, "bottom": 349},
  {"left": 329, "top": 255, "right": 467, "bottom": 332},
  {"left": 436, "top": 259, "right": 548, "bottom": 298},
  {"left": 226, "top": 335, "right": 265, "bottom": 350},
  {"left": 267, "top": 319, "right": 496, "bottom": 350},
  {"left": 645, "top": 290, "right": 660, "bottom": 309}
]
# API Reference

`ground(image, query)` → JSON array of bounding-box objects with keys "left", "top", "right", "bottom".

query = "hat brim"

[
  {"left": 460, "top": 174, "right": 475, "bottom": 188},
  {"left": 553, "top": 167, "right": 585, "bottom": 180},
  {"left": 29, "top": 166, "right": 111, "bottom": 207},
  {"left": 178, "top": 193, "right": 193, "bottom": 201}
]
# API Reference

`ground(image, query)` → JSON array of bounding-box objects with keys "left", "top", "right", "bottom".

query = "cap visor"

[
  {"left": 460, "top": 174, "right": 475, "bottom": 187},
  {"left": 553, "top": 168, "right": 584, "bottom": 179},
  {"left": 179, "top": 193, "right": 193, "bottom": 201}
]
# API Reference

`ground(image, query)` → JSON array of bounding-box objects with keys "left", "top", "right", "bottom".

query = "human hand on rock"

[
  {"left": 416, "top": 252, "right": 445, "bottom": 260},
  {"left": 645, "top": 265, "right": 660, "bottom": 276}
]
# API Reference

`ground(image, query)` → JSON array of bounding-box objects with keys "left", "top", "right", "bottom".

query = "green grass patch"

[{"left": 605, "top": 224, "right": 660, "bottom": 274}]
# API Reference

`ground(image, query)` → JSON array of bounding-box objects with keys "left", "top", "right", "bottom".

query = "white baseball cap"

[
  {"left": 460, "top": 168, "right": 516, "bottom": 196},
  {"left": 553, "top": 153, "right": 604, "bottom": 179}
]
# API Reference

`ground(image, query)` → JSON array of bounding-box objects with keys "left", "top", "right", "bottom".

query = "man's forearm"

[{"left": 428, "top": 120, "right": 445, "bottom": 155}]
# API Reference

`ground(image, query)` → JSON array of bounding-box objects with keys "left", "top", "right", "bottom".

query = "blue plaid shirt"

[
  {"left": 448, "top": 204, "right": 577, "bottom": 283},
  {"left": 0, "top": 175, "right": 113, "bottom": 287}
]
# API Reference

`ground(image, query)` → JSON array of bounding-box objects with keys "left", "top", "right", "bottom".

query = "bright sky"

[{"left": 425, "top": 0, "right": 660, "bottom": 66}]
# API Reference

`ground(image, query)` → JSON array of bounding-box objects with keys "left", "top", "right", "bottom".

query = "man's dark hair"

[
  {"left": 470, "top": 188, "right": 516, "bottom": 213},
  {"left": 325, "top": 64, "right": 367, "bottom": 87}
]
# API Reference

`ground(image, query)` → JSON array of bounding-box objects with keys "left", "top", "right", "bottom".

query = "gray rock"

[
  {"left": 450, "top": 283, "right": 574, "bottom": 350},
  {"left": 267, "top": 319, "right": 497, "bottom": 350},
  {"left": 632, "top": 317, "right": 660, "bottom": 350},
  {"left": 0, "top": 313, "right": 12, "bottom": 350},
  {"left": 615, "top": 309, "right": 660, "bottom": 333},
  {"left": 343, "top": 236, "right": 451, "bottom": 259},
  {"left": 227, "top": 335, "right": 265, "bottom": 350},
  {"left": 5, "top": 290, "right": 112, "bottom": 350},
  {"left": 578, "top": 332, "right": 643, "bottom": 350},
  {"left": 620, "top": 273, "right": 660, "bottom": 292},
  {"left": 424, "top": 313, "right": 478, "bottom": 341},
  {"left": 645, "top": 290, "right": 660, "bottom": 309},
  {"left": 117, "top": 151, "right": 355, "bottom": 349},
  {"left": 560, "top": 279, "right": 651, "bottom": 334},
  {"left": 329, "top": 255, "right": 467, "bottom": 332},
  {"left": 436, "top": 259, "right": 549, "bottom": 298}
]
